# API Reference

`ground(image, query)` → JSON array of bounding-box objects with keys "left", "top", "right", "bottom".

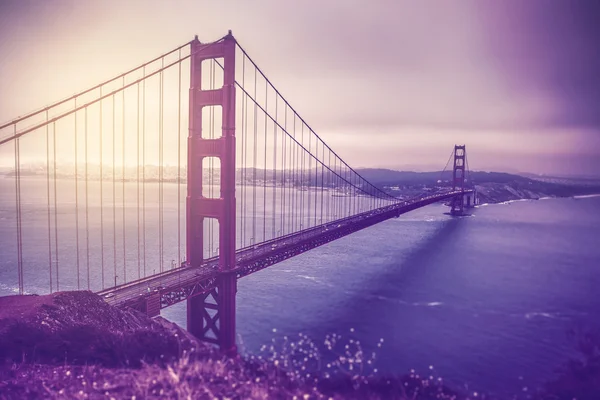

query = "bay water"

[{"left": 1, "top": 177, "right": 599, "bottom": 396}]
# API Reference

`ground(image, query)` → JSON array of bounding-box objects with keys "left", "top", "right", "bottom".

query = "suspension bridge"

[{"left": 0, "top": 32, "right": 474, "bottom": 355}]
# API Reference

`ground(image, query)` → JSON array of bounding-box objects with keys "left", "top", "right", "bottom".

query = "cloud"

[{"left": 0, "top": 0, "right": 599, "bottom": 175}]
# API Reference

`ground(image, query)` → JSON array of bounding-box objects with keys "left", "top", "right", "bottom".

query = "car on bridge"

[{"left": 146, "top": 285, "right": 165, "bottom": 293}]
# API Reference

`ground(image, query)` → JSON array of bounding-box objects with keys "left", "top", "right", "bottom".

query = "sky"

[{"left": 0, "top": 0, "right": 599, "bottom": 176}]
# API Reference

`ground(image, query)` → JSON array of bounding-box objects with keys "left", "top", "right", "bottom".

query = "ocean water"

[{"left": 1, "top": 177, "right": 600, "bottom": 397}]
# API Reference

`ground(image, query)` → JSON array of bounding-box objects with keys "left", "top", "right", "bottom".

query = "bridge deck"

[{"left": 98, "top": 190, "right": 471, "bottom": 311}]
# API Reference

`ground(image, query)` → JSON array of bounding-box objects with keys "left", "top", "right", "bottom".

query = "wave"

[
  {"left": 364, "top": 294, "right": 442, "bottom": 307},
  {"left": 573, "top": 193, "right": 600, "bottom": 199},
  {"left": 498, "top": 199, "right": 531, "bottom": 205},
  {"left": 476, "top": 200, "right": 525, "bottom": 207},
  {"left": 0, "top": 282, "right": 32, "bottom": 295},
  {"left": 525, "top": 312, "right": 559, "bottom": 319},
  {"left": 395, "top": 217, "right": 442, "bottom": 223},
  {"left": 297, "top": 275, "right": 318, "bottom": 282},
  {"left": 367, "top": 294, "right": 408, "bottom": 304},
  {"left": 412, "top": 301, "right": 443, "bottom": 307},
  {"left": 296, "top": 275, "right": 334, "bottom": 287}
]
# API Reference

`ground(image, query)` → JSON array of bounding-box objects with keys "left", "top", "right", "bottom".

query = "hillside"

[{"left": 355, "top": 169, "right": 532, "bottom": 186}]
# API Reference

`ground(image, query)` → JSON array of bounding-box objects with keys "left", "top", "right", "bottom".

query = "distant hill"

[
  {"left": 354, "top": 168, "right": 600, "bottom": 203},
  {"left": 354, "top": 168, "right": 530, "bottom": 186}
]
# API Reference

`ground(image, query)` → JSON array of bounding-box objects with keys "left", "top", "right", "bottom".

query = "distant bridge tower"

[
  {"left": 451, "top": 145, "right": 466, "bottom": 215},
  {"left": 186, "top": 32, "right": 237, "bottom": 355}
]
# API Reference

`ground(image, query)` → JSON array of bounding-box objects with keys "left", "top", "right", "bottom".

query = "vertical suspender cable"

[
  {"left": 302, "top": 124, "right": 307, "bottom": 230},
  {"left": 159, "top": 59, "right": 164, "bottom": 272},
  {"left": 46, "top": 111, "right": 53, "bottom": 293},
  {"left": 243, "top": 66, "right": 248, "bottom": 244},
  {"left": 142, "top": 67, "right": 147, "bottom": 277},
  {"left": 252, "top": 67, "right": 257, "bottom": 246},
  {"left": 74, "top": 99, "right": 80, "bottom": 289},
  {"left": 327, "top": 151, "right": 331, "bottom": 221},
  {"left": 213, "top": 60, "right": 218, "bottom": 252},
  {"left": 345, "top": 165, "right": 348, "bottom": 217},
  {"left": 313, "top": 132, "right": 317, "bottom": 227},
  {"left": 352, "top": 169, "right": 356, "bottom": 215},
  {"left": 136, "top": 82, "right": 141, "bottom": 279},
  {"left": 263, "top": 80, "right": 267, "bottom": 242},
  {"left": 244, "top": 75, "right": 249, "bottom": 247},
  {"left": 177, "top": 50, "right": 182, "bottom": 265},
  {"left": 13, "top": 125, "right": 23, "bottom": 295},
  {"left": 100, "top": 88, "right": 105, "bottom": 289},
  {"left": 285, "top": 107, "right": 290, "bottom": 234},
  {"left": 299, "top": 123, "right": 303, "bottom": 230},
  {"left": 272, "top": 95, "right": 277, "bottom": 239},
  {"left": 291, "top": 114, "right": 295, "bottom": 233},
  {"left": 209, "top": 61, "right": 215, "bottom": 257},
  {"left": 85, "top": 107, "right": 90, "bottom": 289},
  {"left": 320, "top": 141, "right": 324, "bottom": 226},
  {"left": 294, "top": 115, "right": 298, "bottom": 232},
  {"left": 331, "top": 157, "right": 335, "bottom": 218},
  {"left": 122, "top": 76, "right": 127, "bottom": 282},
  {"left": 18, "top": 130, "right": 23, "bottom": 294},
  {"left": 351, "top": 171, "right": 354, "bottom": 214},
  {"left": 240, "top": 57, "right": 246, "bottom": 248},
  {"left": 333, "top": 158, "right": 337, "bottom": 219},
  {"left": 112, "top": 93, "right": 117, "bottom": 285},
  {"left": 18, "top": 134, "right": 23, "bottom": 295},
  {"left": 53, "top": 122, "right": 59, "bottom": 290},
  {"left": 307, "top": 126, "right": 312, "bottom": 228},
  {"left": 281, "top": 104, "right": 286, "bottom": 236},
  {"left": 213, "top": 61, "right": 217, "bottom": 254}
]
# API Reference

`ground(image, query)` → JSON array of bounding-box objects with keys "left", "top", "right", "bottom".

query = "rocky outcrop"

[{"left": 0, "top": 291, "right": 204, "bottom": 368}]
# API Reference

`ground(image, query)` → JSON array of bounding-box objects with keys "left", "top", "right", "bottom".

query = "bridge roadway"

[{"left": 98, "top": 190, "right": 471, "bottom": 312}]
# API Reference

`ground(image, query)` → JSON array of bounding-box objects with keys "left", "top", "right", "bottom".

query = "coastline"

[
  {"left": 472, "top": 177, "right": 600, "bottom": 206},
  {"left": 475, "top": 192, "right": 600, "bottom": 208}
]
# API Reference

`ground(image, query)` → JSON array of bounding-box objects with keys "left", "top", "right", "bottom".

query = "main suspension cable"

[{"left": 0, "top": 41, "right": 192, "bottom": 131}]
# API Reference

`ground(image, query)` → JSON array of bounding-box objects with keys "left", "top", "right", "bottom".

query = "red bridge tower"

[
  {"left": 451, "top": 145, "right": 466, "bottom": 216},
  {"left": 186, "top": 32, "right": 237, "bottom": 355}
]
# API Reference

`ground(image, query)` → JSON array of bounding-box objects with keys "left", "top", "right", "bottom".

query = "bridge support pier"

[
  {"left": 186, "top": 32, "right": 238, "bottom": 355},
  {"left": 464, "top": 189, "right": 477, "bottom": 208},
  {"left": 186, "top": 273, "right": 236, "bottom": 355}
]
